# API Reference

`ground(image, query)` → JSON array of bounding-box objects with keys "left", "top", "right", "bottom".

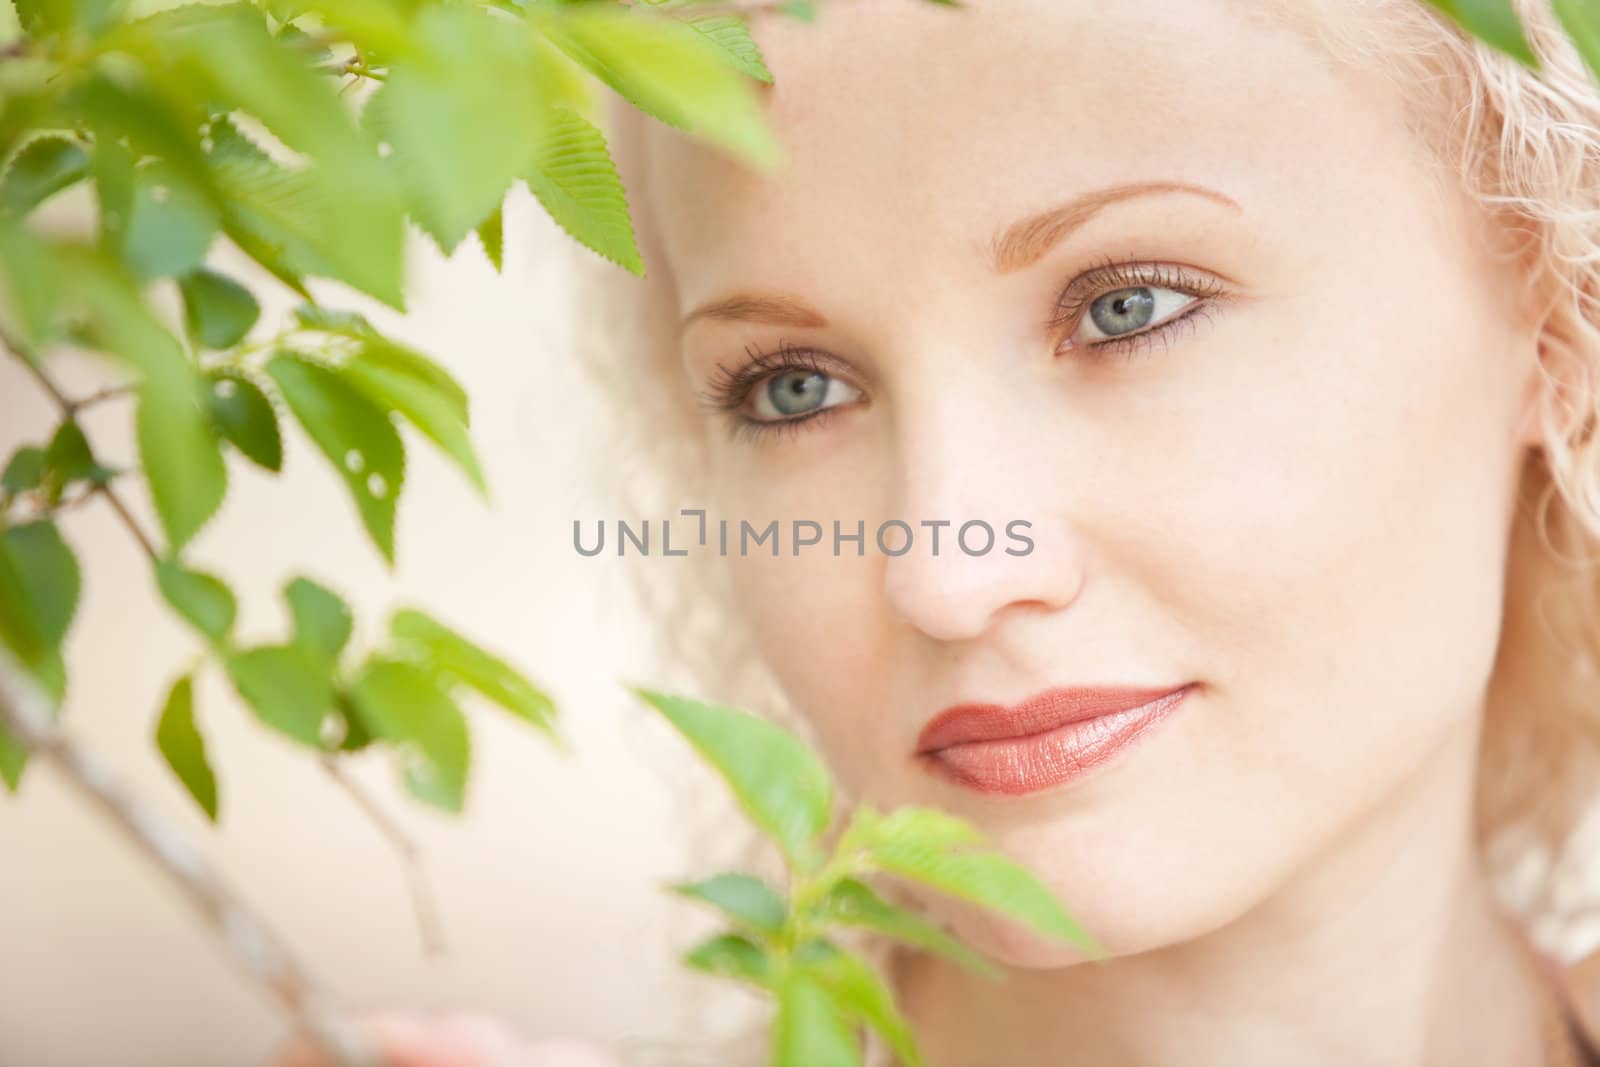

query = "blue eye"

[
  {"left": 753, "top": 369, "right": 859, "bottom": 420},
  {"left": 1050, "top": 259, "right": 1230, "bottom": 359},
  {"left": 1077, "top": 285, "right": 1198, "bottom": 343}
]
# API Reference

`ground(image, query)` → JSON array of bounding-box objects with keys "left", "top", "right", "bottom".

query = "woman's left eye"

[
  {"left": 1075, "top": 286, "right": 1198, "bottom": 344},
  {"left": 751, "top": 369, "right": 861, "bottom": 421}
]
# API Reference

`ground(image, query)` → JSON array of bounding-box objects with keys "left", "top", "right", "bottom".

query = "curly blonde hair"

[{"left": 568, "top": 1, "right": 1600, "bottom": 1062}]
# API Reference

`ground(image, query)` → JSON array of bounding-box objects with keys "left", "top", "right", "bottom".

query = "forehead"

[{"left": 642, "top": 0, "right": 1416, "bottom": 311}]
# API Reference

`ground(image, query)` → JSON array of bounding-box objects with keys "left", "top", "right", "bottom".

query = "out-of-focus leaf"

[
  {"left": 341, "top": 341, "right": 483, "bottom": 492},
  {"left": 347, "top": 656, "right": 471, "bottom": 812},
  {"left": 205, "top": 370, "right": 282, "bottom": 473},
  {"left": 631, "top": 688, "right": 831, "bottom": 871},
  {"left": 1, "top": 447, "right": 45, "bottom": 495},
  {"left": 812, "top": 877, "right": 1001, "bottom": 980},
  {"left": 0, "top": 533, "right": 65, "bottom": 790},
  {"left": 670, "top": 872, "right": 786, "bottom": 935},
  {"left": 476, "top": 205, "right": 503, "bottom": 272},
  {"left": 122, "top": 163, "right": 218, "bottom": 279},
  {"left": 344, "top": 337, "right": 469, "bottom": 424},
  {"left": 389, "top": 609, "right": 556, "bottom": 739},
  {"left": 42, "top": 419, "right": 117, "bottom": 497},
  {"left": 684, "top": 932, "right": 771, "bottom": 988},
  {"left": 1424, "top": 0, "right": 1539, "bottom": 66},
  {"left": 772, "top": 970, "right": 861, "bottom": 1067},
  {"left": 640, "top": 0, "right": 773, "bottom": 83},
  {"left": 155, "top": 674, "right": 218, "bottom": 821},
  {"left": 136, "top": 373, "right": 228, "bottom": 553},
  {"left": 0, "top": 135, "right": 89, "bottom": 218},
  {"left": 155, "top": 559, "right": 236, "bottom": 644},
  {"left": 2, "top": 519, "right": 78, "bottom": 649},
  {"left": 794, "top": 939, "right": 921, "bottom": 1067},
  {"left": 293, "top": 303, "right": 379, "bottom": 340},
  {"left": 225, "top": 643, "right": 333, "bottom": 747},
  {"left": 180, "top": 268, "right": 260, "bottom": 350},
  {"left": 284, "top": 576, "right": 351, "bottom": 663},
  {"left": 0, "top": 218, "right": 59, "bottom": 349},
  {"left": 266, "top": 353, "right": 405, "bottom": 564},
  {"left": 538, "top": 4, "right": 780, "bottom": 170},
  {"left": 1553, "top": 0, "right": 1600, "bottom": 83},
  {"left": 524, "top": 106, "right": 643, "bottom": 276}
]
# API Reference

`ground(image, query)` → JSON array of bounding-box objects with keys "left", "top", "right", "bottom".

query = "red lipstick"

[{"left": 915, "top": 683, "right": 1195, "bottom": 796}]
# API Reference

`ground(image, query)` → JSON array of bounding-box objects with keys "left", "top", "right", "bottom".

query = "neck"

[{"left": 898, "top": 718, "right": 1549, "bottom": 1067}]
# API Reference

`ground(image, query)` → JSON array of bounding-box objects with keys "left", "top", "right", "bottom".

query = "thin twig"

[
  {"left": 0, "top": 656, "right": 381, "bottom": 1067},
  {"left": 70, "top": 381, "right": 138, "bottom": 412},
  {"left": 320, "top": 755, "right": 447, "bottom": 957}
]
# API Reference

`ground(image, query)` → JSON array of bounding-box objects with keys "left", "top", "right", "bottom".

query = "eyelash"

[{"left": 697, "top": 256, "right": 1229, "bottom": 442}]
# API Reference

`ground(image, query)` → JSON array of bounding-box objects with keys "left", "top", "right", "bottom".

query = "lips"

[{"left": 914, "top": 683, "right": 1195, "bottom": 795}]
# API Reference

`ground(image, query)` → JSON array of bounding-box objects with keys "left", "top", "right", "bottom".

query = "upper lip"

[{"left": 915, "top": 683, "right": 1194, "bottom": 754}]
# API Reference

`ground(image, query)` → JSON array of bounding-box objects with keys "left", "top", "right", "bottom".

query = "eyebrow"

[{"left": 677, "top": 179, "right": 1242, "bottom": 334}]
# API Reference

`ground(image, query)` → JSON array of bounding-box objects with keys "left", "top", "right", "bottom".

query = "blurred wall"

[{"left": 0, "top": 188, "right": 747, "bottom": 1067}]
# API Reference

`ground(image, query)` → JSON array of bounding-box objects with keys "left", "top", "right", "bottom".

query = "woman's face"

[{"left": 640, "top": 0, "right": 1547, "bottom": 962}]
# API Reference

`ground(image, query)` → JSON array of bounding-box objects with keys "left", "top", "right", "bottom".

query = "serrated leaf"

[
  {"left": 794, "top": 940, "right": 921, "bottom": 1067},
  {"left": 389, "top": 608, "right": 556, "bottom": 740},
  {"left": 773, "top": 971, "right": 861, "bottom": 1067},
  {"left": 1554, "top": 0, "right": 1600, "bottom": 83},
  {"left": 640, "top": 0, "right": 773, "bottom": 83},
  {"left": 1, "top": 135, "right": 89, "bottom": 218},
  {"left": 343, "top": 337, "right": 468, "bottom": 424},
  {"left": 812, "top": 877, "right": 1000, "bottom": 980},
  {"left": 284, "top": 576, "right": 351, "bottom": 662},
  {"left": 683, "top": 932, "right": 771, "bottom": 988},
  {"left": 671, "top": 872, "right": 786, "bottom": 935},
  {"left": 341, "top": 341, "right": 483, "bottom": 492},
  {"left": 1424, "top": 0, "right": 1539, "bottom": 66},
  {"left": 137, "top": 371, "right": 228, "bottom": 553},
  {"left": 225, "top": 643, "right": 333, "bottom": 747},
  {"left": 538, "top": 5, "right": 780, "bottom": 171},
  {"left": 155, "top": 559, "right": 235, "bottom": 644},
  {"left": 366, "top": 4, "right": 544, "bottom": 252},
  {"left": 347, "top": 656, "right": 471, "bottom": 812},
  {"left": 631, "top": 688, "right": 831, "bottom": 870},
  {"left": 180, "top": 268, "right": 260, "bottom": 350},
  {"left": 476, "top": 205, "right": 503, "bottom": 272},
  {"left": 2, "top": 520, "right": 78, "bottom": 649},
  {"left": 155, "top": 674, "right": 218, "bottom": 821},
  {"left": 206, "top": 371, "right": 282, "bottom": 472},
  {"left": 266, "top": 353, "right": 405, "bottom": 564},
  {"left": 525, "top": 106, "right": 643, "bottom": 276},
  {"left": 122, "top": 163, "right": 218, "bottom": 279},
  {"left": 293, "top": 303, "right": 379, "bottom": 339},
  {"left": 1, "top": 446, "right": 45, "bottom": 494}
]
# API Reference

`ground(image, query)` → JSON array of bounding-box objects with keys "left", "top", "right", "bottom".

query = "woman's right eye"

[{"left": 750, "top": 369, "right": 863, "bottom": 421}]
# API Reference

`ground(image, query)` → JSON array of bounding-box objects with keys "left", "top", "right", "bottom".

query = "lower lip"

[{"left": 918, "top": 686, "right": 1193, "bottom": 796}]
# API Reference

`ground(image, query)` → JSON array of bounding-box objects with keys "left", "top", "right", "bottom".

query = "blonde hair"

[{"left": 570, "top": 1, "right": 1600, "bottom": 1061}]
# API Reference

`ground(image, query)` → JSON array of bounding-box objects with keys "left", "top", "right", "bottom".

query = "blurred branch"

[
  {"left": 320, "top": 754, "right": 447, "bottom": 957},
  {"left": 0, "top": 655, "right": 381, "bottom": 1067}
]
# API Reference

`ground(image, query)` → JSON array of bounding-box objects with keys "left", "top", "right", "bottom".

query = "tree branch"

[{"left": 0, "top": 656, "right": 381, "bottom": 1067}]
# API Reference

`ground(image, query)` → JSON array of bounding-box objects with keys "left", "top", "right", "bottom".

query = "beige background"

[{"left": 0, "top": 186, "right": 752, "bottom": 1067}]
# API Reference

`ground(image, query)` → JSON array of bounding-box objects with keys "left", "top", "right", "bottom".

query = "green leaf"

[
  {"left": 389, "top": 608, "right": 557, "bottom": 740},
  {"left": 293, "top": 303, "right": 379, "bottom": 340},
  {"left": 136, "top": 370, "right": 229, "bottom": 553},
  {"left": 476, "top": 205, "right": 503, "bottom": 272},
  {"left": 1424, "top": 0, "right": 1539, "bottom": 66},
  {"left": 0, "top": 532, "right": 66, "bottom": 790},
  {"left": 1553, "top": 0, "right": 1600, "bottom": 83},
  {"left": 1, "top": 446, "right": 45, "bottom": 494},
  {"left": 640, "top": 0, "right": 773, "bottom": 83},
  {"left": 1, "top": 135, "right": 89, "bottom": 218},
  {"left": 225, "top": 643, "right": 334, "bottom": 747},
  {"left": 266, "top": 353, "right": 405, "bottom": 564},
  {"left": 0, "top": 219, "right": 58, "bottom": 349},
  {"left": 812, "top": 877, "right": 1001, "bottom": 980},
  {"left": 630, "top": 688, "right": 831, "bottom": 870},
  {"left": 670, "top": 872, "right": 787, "bottom": 935},
  {"left": 122, "top": 163, "right": 218, "bottom": 279},
  {"left": 778, "top": 0, "right": 817, "bottom": 20},
  {"left": 180, "top": 268, "right": 260, "bottom": 350},
  {"left": 2, "top": 520, "right": 78, "bottom": 648},
  {"left": 155, "top": 559, "right": 236, "bottom": 644},
  {"left": 772, "top": 971, "right": 861, "bottom": 1067},
  {"left": 683, "top": 932, "right": 771, "bottom": 988},
  {"left": 0, "top": 727, "right": 27, "bottom": 792},
  {"left": 524, "top": 106, "right": 644, "bottom": 276},
  {"left": 284, "top": 576, "right": 351, "bottom": 662},
  {"left": 43, "top": 419, "right": 117, "bottom": 495},
  {"left": 340, "top": 341, "right": 484, "bottom": 492},
  {"left": 347, "top": 656, "right": 471, "bottom": 812},
  {"left": 365, "top": 4, "right": 545, "bottom": 253},
  {"left": 205, "top": 370, "right": 283, "bottom": 473},
  {"left": 538, "top": 4, "right": 780, "bottom": 170},
  {"left": 794, "top": 940, "right": 921, "bottom": 1067},
  {"left": 155, "top": 674, "right": 218, "bottom": 821},
  {"left": 341, "top": 336, "right": 469, "bottom": 424}
]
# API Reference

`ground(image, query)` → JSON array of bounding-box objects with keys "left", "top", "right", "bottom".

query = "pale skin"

[{"left": 270, "top": 1, "right": 1567, "bottom": 1064}]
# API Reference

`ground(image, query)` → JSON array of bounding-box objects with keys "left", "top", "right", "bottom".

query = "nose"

[{"left": 881, "top": 384, "right": 1087, "bottom": 644}]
